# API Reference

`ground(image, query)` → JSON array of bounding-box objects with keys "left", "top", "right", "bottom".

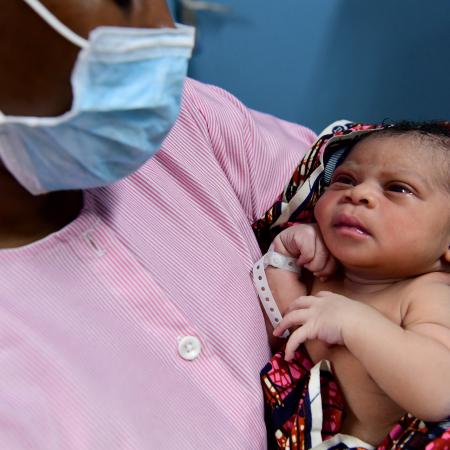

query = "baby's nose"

[{"left": 346, "top": 183, "right": 377, "bottom": 207}]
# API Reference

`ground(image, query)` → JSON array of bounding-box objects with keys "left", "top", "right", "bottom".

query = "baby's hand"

[
  {"left": 273, "top": 291, "right": 367, "bottom": 360},
  {"left": 272, "top": 224, "right": 337, "bottom": 280}
]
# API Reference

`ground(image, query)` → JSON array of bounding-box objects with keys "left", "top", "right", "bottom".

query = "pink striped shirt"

[{"left": 0, "top": 79, "right": 316, "bottom": 449}]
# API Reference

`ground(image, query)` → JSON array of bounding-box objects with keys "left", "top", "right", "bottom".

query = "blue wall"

[{"left": 170, "top": 0, "right": 450, "bottom": 131}]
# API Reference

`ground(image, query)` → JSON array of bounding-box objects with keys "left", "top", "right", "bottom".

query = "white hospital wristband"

[{"left": 252, "top": 246, "right": 301, "bottom": 338}]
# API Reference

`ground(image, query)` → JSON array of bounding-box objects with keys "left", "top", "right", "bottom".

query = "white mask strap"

[{"left": 22, "top": 0, "right": 88, "bottom": 48}]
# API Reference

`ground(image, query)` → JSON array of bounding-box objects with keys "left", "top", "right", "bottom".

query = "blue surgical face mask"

[{"left": 0, "top": 0, "right": 195, "bottom": 195}]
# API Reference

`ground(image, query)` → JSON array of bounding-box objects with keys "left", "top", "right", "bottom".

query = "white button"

[
  {"left": 271, "top": 254, "right": 282, "bottom": 267},
  {"left": 178, "top": 335, "right": 201, "bottom": 361}
]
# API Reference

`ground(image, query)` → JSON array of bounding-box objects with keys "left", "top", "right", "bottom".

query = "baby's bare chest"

[
  {"left": 304, "top": 280, "right": 410, "bottom": 440},
  {"left": 311, "top": 278, "right": 408, "bottom": 326},
  {"left": 305, "top": 339, "right": 405, "bottom": 443}
]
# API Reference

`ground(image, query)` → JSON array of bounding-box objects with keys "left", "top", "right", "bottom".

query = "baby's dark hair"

[
  {"left": 359, "top": 120, "right": 450, "bottom": 145},
  {"left": 359, "top": 120, "right": 450, "bottom": 190},
  {"left": 379, "top": 119, "right": 450, "bottom": 140}
]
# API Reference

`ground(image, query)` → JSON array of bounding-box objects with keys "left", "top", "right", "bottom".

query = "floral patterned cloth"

[{"left": 261, "top": 347, "right": 450, "bottom": 450}]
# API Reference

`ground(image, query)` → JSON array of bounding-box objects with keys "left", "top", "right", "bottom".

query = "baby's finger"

[
  {"left": 294, "top": 238, "right": 315, "bottom": 267},
  {"left": 273, "top": 307, "right": 310, "bottom": 336},
  {"left": 314, "top": 254, "right": 338, "bottom": 279},
  {"left": 315, "top": 290, "right": 334, "bottom": 298},
  {"left": 284, "top": 325, "right": 310, "bottom": 361},
  {"left": 284, "top": 295, "right": 315, "bottom": 314},
  {"left": 302, "top": 240, "right": 329, "bottom": 273}
]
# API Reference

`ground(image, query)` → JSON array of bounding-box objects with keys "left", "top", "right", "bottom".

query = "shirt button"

[{"left": 178, "top": 336, "right": 202, "bottom": 361}]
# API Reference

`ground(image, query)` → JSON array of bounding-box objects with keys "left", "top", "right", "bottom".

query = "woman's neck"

[{"left": 0, "top": 167, "right": 83, "bottom": 248}]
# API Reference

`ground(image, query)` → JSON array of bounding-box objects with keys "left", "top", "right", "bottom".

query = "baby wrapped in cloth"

[{"left": 252, "top": 121, "right": 450, "bottom": 450}]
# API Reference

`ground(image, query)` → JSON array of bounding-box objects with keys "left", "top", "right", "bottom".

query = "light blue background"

[{"left": 169, "top": 0, "right": 450, "bottom": 132}]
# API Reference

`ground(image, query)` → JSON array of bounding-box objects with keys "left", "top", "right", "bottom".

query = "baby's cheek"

[{"left": 313, "top": 194, "right": 332, "bottom": 227}]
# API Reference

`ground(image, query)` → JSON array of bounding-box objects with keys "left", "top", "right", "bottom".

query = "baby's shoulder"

[
  {"left": 400, "top": 272, "right": 450, "bottom": 329},
  {"left": 402, "top": 271, "right": 450, "bottom": 300}
]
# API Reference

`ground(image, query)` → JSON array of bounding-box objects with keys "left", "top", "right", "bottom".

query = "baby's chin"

[
  {"left": 342, "top": 261, "right": 450, "bottom": 284},
  {"left": 343, "top": 271, "right": 407, "bottom": 286},
  {"left": 336, "top": 259, "right": 412, "bottom": 283}
]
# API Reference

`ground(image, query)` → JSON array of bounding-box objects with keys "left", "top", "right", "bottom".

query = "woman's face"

[{"left": 0, "top": 0, "right": 174, "bottom": 116}]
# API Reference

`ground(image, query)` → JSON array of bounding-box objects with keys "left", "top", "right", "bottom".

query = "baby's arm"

[
  {"left": 265, "top": 224, "right": 336, "bottom": 315},
  {"left": 274, "top": 277, "right": 450, "bottom": 421},
  {"left": 354, "top": 279, "right": 450, "bottom": 421}
]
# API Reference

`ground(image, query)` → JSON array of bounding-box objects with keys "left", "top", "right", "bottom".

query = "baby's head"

[
  {"left": 360, "top": 121, "right": 450, "bottom": 192},
  {"left": 314, "top": 121, "right": 450, "bottom": 280}
]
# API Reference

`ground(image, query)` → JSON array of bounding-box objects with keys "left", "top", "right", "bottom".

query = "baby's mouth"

[{"left": 333, "top": 214, "right": 370, "bottom": 236}]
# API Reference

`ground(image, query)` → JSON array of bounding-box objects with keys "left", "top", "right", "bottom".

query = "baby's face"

[{"left": 314, "top": 134, "right": 450, "bottom": 279}]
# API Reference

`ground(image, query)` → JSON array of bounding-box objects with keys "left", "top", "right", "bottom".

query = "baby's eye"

[
  {"left": 387, "top": 183, "right": 413, "bottom": 194},
  {"left": 331, "top": 174, "right": 355, "bottom": 185}
]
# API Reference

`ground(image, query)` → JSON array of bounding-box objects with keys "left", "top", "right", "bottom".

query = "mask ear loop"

[{"left": 21, "top": 0, "right": 88, "bottom": 48}]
